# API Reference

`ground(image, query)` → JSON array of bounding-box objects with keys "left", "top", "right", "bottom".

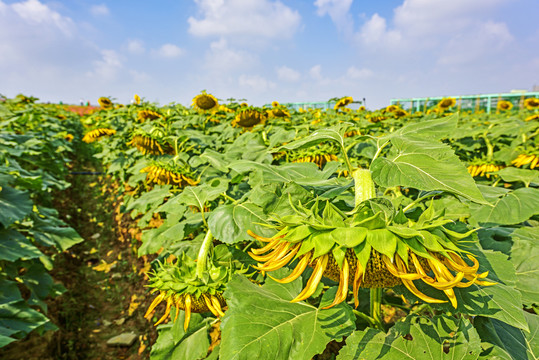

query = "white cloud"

[
  {"left": 90, "top": 4, "right": 109, "bottom": 17},
  {"left": 238, "top": 74, "right": 275, "bottom": 92},
  {"left": 205, "top": 38, "right": 256, "bottom": 72},
  {"left": 87, "top": 49, "right": 123, "bottom": 80},
  {"left": 309, "top": 64, "right": 323, "bottom": 80},
  {"left": 11, "top": 0, "right": 75, "bottom": 36},
  {"left": 153, "top": 43, "right": 183, "bottom": 59},
  {"left": 346, "top": 66, "right": 373, "bottom": 79},
  {"left": 314, "top": 0, "right": 353, "bottom": 34},
  {"left": 126, "top": 39, "right": 145, "bottom": 54},
  {"left": 276, "top": 65, "right": 300, "bottom": 82},
  {"left": 357, "top": 13, "right": 401, "bottom": 46},
  {"left": 188, "top": 0, "right": 301, "bottom": 40}
]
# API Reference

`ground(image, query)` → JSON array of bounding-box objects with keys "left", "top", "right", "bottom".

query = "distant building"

[{"left": 390, "top": 91, "right": 539, "bottom": 114}]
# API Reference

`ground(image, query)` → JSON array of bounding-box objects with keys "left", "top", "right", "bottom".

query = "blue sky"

[{"left": 1, "top": 0, "right": 538, "bottom": 108}]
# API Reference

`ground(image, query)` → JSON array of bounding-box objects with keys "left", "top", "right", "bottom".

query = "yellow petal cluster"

[
  {"left": 141, "top": 165, "right": 198, "bottom": 187},
  {"left": 511, "top": 154, "right": 539, "bottom": 169},
  {"left": 82, "top": 128, "right": 116, "bottom": 143}
]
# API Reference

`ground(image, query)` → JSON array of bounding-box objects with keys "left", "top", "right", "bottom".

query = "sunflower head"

[
  {"left": 393, "top": 109, "right": 409, "bottom": 118},
  {"left": 232, "top": 108, "right": 267, "bottom": 129},
  {"left": 271, "top": 101, "right": 280, "bottom": 107},
  {"left": 134, "top": 94, "right": 141, "bottom": 105},
  {"left": 525, "top": 114, "right": 539, "bottom": 122},
  {"left": 385, "top": 105, "right": 399, "bottom": 113},
  {"left": 334, "top": 96, "right": 354, "bottom": 110},
  {"left": 497, "top": 100, "right": 513, "bottom": 111},
  {"left": 144, "top": 253, "right": 229, "bottom": 330},
  {"left": 127, "top": 130, "right": 172, "bottom": 155},
  {"left": 192, "top": 92, "right": 219, "bottom": 111},
  {"left": 141, "top": 162, "right": 198, "bottom": 187},
  {"left": 137, "top": 109, "right": 162, "bottom": 122},
  {"left": 270, "top": 107, "right": 291, "bottom": 119},
  {"left": 82, "top": 128, "right": 116, "bottom": 143},
  {"left": 248, "top": 189, "right": 494, "bottom": 310},
  {"left": 524, "top": 97, "right": 539, "bottom": 110},
  {"left": 98, "top": 97, "right": 113, "bottom": 109},
  {"left": 437, "top": 97, "right": 456, "bottom": 110}
]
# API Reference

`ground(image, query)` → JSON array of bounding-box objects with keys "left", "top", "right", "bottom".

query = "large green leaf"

[
  {"left": 469, "top": 187, "right": 539, "bottom": 225},
  {"left": 475, "top": 311, "right": 539, "bottom": 360},
  {"left": 508, "top": 227, "right": 539, "bottom": 306},
  {"left": 389, "top": 114, "right": 459, "bottom": 140},
  {"left": 0, "top": 185, "right": 32, "bottom": 227},
  {"left": 150, "top": 312, "right": 211, "bottom": 360},
  {"left": 370, "top": 136, "right": 487, "bottom": 204},
  {"left": 229, "top": 160, "right": 340, "bottom": 187},
  {"left": 495, "top": 167, "right": 539, "bottom": 187},
  {"left": 280, "top": 128, "right": 345, "bottom": 151},
  {"left": 0, "top": 229, "right": 44, "bottom": 261},
  {"left": 176, "top": 179, "right": 230, "bottom": 211},
  {"left": 337, "top": 314, "right": 481, "bottom": 360},
  {"left": 30, "top": 225, "right": 83, "bottom": 251},
  {"left": 220, "top": 274, "right": 355, "bottom": 360},
  {"left": 208, "top": 202, "right": 274, "bottom": 244}
]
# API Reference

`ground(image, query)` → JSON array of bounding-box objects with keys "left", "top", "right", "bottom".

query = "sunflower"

[
  {"left": 393, "top": 109, "right": 409, "bottom": 118},
  {"left": 437, "top": 98, "right": 456, "bottom": 110},
  {"left": 334, "top": 96, "right": 354, "bottom": 110},
  {"left": 385, "top": 105, "right": 399, "bottom": 113},
  {"left": 144, "top": 255, "right": 227, "bottom": 331},
  {"left": 232, "top": 108, "right": 267, "bottom": 129},
  {"left": 525, "top": 114, "right": 539, "bottom": 122},
  {"left": 358, "top": 106, "right": 366, "bottom": 111},
  {"left": 497, "top": 100, "right": 513, "bottom": 111},
  {"left": 98, "top": 97, "right": 113, "bottom": 109},
  {"left": 134, "top": 94, "right": 141, "bottom": 105},
  {"left": 248, "top": 170, "right": 495, "bottom": 309},
  {"left": 524, "top": 97, "right": 539, "bottom": 110},
  {"left": 511, "top": 154, "right": 539, "bottom": 169},
  {"left": 128, "top": 133, "right": 171, "bottom": 155},
  {"left": 137, "top": 109, "right": 162, "bottom": 122},
  {"left": 467, "top": 163, "right": 505, "bottom": 178},
  {"left": 82, "top": 128, "right": 116, "bottom": 143},
  {"left": 270, "top": 107, "right": 290, "bottom": 119},
  {"left": 65, "top": 134, "right": 74, "bottom": 142},
  {"left": 367, "top": 115, "right": 387, "bottom": 123},
  {"left": 344, "top": 130, "right": 361, "bottom": 138},
  {"left": 141, "top": 164, "right": 198, "bottom": 187},
  {"left": 292, "top": 154, "right": 339, "bottom": 168},
  {"left": 192, "top": 92, "right": 219, "bottom": 111},
  {"left": 271, "top": 101, "right": 280, "bottom": 107}
]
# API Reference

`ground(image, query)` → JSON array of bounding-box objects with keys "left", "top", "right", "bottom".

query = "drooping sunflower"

[
  {"left": 497, "top": 100, "right": 513, "bottom": 111},
  {"left": 232, "top": 108, "right": 267, "bottom": 129},
  {"left": 437, "top": 97, "right": 456, "bottom": 110},
  {"left": 334, "top": 96, "right": 354, "bottom": 110},
  {"left": 134, "top": 94, "right": 141, "bottom": 105},
  {"left": 137, "top": 109, "right": 162, "bottom": 122},
  {"left": 525, "top": 114, "right": 539, "bottom": 122},
  {"left": 248, "top": 170, "right": 495, "bottom": 309},
  {"left": 393, "top": 109, "right": 409, "bottom": 118},
  {"left": 98, "top": 97, "right": 113, "bottom": 109},
  {"left": 524, "top": 97, "right": 539, "bottom": 110},
  {"left": 141, "top": 162, "right": 198, "bottom": 187},
  {"left": 292, "top": 153, "right": 339, "bottom": 168},
  {"left": 367, "top": 114, "right": 387, "bottom": 123},
  {"left": 511, "top": 153, "right": 539, "bottom": 169},
  {"left": 144, "top": 253, "right": 228, "bottom": 331},
  {"left": 127, "top": 132, "right": 171, "bottom": 155},
  {"left": 467, "top": 163, "right": 505, "bottom": 178},
  {"left": 192, "top": 92, "right": 219, "bottom": 111},
  {"left": 82, "top": 128, "right": 116, "bottom": 143}
]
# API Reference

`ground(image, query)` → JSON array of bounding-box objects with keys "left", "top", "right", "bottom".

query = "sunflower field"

[{"left": 1, "top": 92, "right": 538, "bottom": 359}]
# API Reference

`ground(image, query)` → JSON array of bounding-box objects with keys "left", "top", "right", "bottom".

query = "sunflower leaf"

[
  {"left": 220, "top": 274, "right": 355, "bottom": 360},
  {"left": 336, "top": 314, "right": 481, "bottom": 360},
  {"left": 371, "top": 136, "right": 488, "bottom": 205}
]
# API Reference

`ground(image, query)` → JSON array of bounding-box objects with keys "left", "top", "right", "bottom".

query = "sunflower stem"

[
  {"left": 370, "top": 288, "right": 384, "bottom": 330},
  {"left": 353, "top": 169, "right": 376, "bottom": 207},
  {"left": 196, "top": 230, "right": 213, "bottom": 279},
  {"left": 352, "top": 310, "right": 376, "bottom": 327},
  {"left": 371, "top": 140, "right": 390, "bottom": 165}
]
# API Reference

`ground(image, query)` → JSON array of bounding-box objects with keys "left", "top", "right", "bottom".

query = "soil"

[{"left": 0, "top": 166, "right": 157, "bottom": 359}]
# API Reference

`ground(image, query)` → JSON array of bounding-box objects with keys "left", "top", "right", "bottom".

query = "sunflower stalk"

[
  {"left": 370, "top": 287, "right": 384, "bottom": 330},
  {"left": 482, "top": 135, "right": 494, "bottom": 162},
  {"left": 353, "top": 169, "right": 376, "bottom": 207},
  {"left": 196, "top": 230, "right": 213, "bottom": 280}
]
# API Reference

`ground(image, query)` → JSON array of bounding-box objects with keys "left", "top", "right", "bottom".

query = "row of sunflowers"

[
  {"left": 1, "top": 91, "right": 537, "bottom": 359},
  {"left": 78, "top": 92, "right": 538, "bottom": 359}
]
